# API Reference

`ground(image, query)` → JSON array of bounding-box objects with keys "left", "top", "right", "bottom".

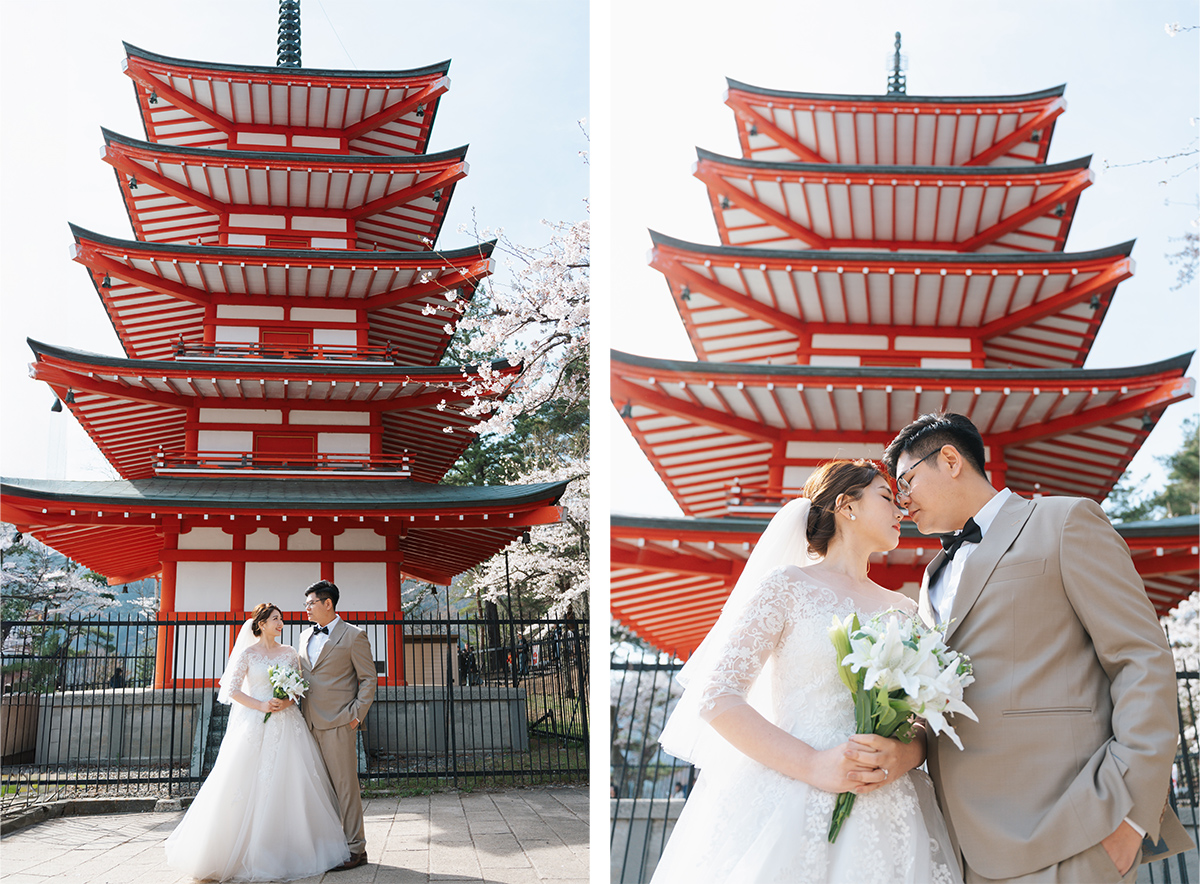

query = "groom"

[
  {"left": 298, "top": 580, "right": 378, "bottom": 872},
  {"left": 883, "top": 412, "right": 1191, "bottom": 883}
]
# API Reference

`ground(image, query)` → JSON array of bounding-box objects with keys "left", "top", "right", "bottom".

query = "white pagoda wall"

[{"left": 166, "top": 525, "right": 398, "bottom": 683}]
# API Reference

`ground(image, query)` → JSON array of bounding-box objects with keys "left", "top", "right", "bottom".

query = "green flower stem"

[
  {"left": 263, "top": 686, "right": 288, "bottom": 722},
  {"left": 827, "top": 687, "right": 915, "bottom": 843}
]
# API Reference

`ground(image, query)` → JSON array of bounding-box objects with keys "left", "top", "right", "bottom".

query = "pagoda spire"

[
  {"left": 887, "top": 31, "right": 906, "bottom": 94},
  {"left": 277, "top": 0, "right": 301, "bottom": 67}
]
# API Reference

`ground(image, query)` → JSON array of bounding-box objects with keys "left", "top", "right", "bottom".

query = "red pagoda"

[
  {"left": 612, "top": 65, "right": 1197, "bottom": 658},
  {"left": 1, "top": 43, "right": 566, "bottom": 685}
]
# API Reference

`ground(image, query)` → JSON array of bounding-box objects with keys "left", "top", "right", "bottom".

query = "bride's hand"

[
  {"left": 265, "top": 697, "right": 293, "bottom": 713},
  {"left": 807, "top": 742, "right": 883, "bottom": 795},
  {"left": 843, "top": 733, "right": 925, "bottom": 793}
]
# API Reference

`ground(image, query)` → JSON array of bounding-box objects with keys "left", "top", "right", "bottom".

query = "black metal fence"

[
  {"left": 610, "top": 653, "right": 1198, "bottom": 884},
  {"left": 0, "top": 612, "right": 588, "bottom": 814}
]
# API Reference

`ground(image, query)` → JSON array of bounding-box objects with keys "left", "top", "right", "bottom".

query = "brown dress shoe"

[{"left": 329, "top": 852, "right": 368, "bottom": 872}]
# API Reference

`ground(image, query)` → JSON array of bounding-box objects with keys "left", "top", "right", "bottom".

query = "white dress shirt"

[
  {"left": 929, "top": 487, "right": 1012, "bottom": 624},
  {"left": 307, "top": 615, "right": 341, "bottom": 664}
]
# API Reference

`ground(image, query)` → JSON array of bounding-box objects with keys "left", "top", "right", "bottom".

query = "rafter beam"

[
  {"left": 344, "top": 77, "right": 449, "bottom": 141},
  {"left": 350, "top": 165, "right": 466, "bottom": 220},
  {"left": 966, "top": 98, "right": 1066, "bottom": 166},
  {"left": 724, "top": 96, "right": 826, "bottom": 164},
  {"left": 612, "top": 376, "right": 782, "bottom": 443}
]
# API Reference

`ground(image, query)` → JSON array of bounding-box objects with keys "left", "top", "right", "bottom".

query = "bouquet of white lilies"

[
  {"left": 826, "top": 610, "right": 977, "bottom": 842},
  {"left": 264, "top": 665, "right": 309, "bottom": 722}
]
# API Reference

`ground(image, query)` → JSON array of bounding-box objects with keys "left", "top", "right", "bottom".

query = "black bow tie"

[
  {"left": 313, "top": 626, "right": 329, "bottom": 635},
  {"left": 940, "top": 518, "right": 983, "bottom": 560}
]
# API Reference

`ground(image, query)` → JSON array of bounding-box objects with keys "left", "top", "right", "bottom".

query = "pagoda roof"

[
  {"left": 611, "top": 513, "right": 1199, "bottom": 656},
  {"left": 648, "top": 231, "right": 1134, "bottom": 368},
  {"left": 1, "top": 476, "right": 567, "bottom": 587},
  {"left": 102, "top": 130, "right": 467, "bottom": 251},
  {"left": 725, "top": 79, "right": 1065, "bottom": 167},
  {"left": 28, "top": 339, "right": 518, "bottom": 484},
  {"left": 611, "top": 349, "right": 1196, "bottom": 518},
  {"left": 70, "top": 225, "right": 495, "bottom": 365},
  {"left": 123, "top": 43, "right": 449, "bottom": 156},
  {"left": 695, "top": 149, "right": 1091, "bottom": 252}
]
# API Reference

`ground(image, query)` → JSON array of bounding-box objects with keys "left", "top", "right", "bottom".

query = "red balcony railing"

[
  {"left": 726, "top": 482, "right": 805, "bottom": 516},
  {"left": 173, "top": 340, "right": 397, "bottom": 363},
  {"left": 154, "top": 449, "right": 412, "bottom": 478}
]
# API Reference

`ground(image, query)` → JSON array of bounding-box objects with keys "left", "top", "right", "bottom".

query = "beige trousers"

[
  {"left": 965, "top": 843, "right": 1141, "bottom": 884},
  {"left": 312, "top": 724, "right": 366, "bottom": 856}
]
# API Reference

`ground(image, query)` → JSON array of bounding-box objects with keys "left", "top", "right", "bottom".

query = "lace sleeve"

[
  {"left": 694, "top": 567, "right": 795, "bottom": 722},
  {"left": 217, "top": 648, "right": 251, "bottom": 704}
]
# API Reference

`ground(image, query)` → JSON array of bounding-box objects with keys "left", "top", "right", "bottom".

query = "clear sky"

[
  {"left": 0, "top": 0, "right": 588, "bottom": 481},
  {"left": 602, "top": 0, "right": 1200, "bottom": 517}
]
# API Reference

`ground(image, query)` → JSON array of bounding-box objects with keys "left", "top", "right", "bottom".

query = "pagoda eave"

[
  {"left": 102, "top": 127, "right": 470, "bottom": 168},
  {"left": 124, "top": 42, "right": 452, "bottom": 85},
  {"left": 70, "top": 226, "right": 494, "bottom": 363},
  {"left": 724, "top": 79, "right": 1066, "bottom": 167},
  {"left": 695, "top": 149, "right": 1091, "bottom": 253},
  {"left": 102, "top": 130, "right": 467, "bottom": 251},
  {"left": 124, "top": 44, "right": 450, "bottom": 156},
  {"left": 724, "top": 79, "right": 1067, "bottom": 107},
  {"left": 648, "top": 231, "right": 1133, "bottom": 368},
  {"left": 30, "top": 339, "right": 516, "bottom": 483},
  {"left": 611, "top": 513, "right": 1199, "bottom": 655},
  {"left": 2, "top": 477, "right": 567, "bottom": 589},
  {"left": 612, "top": 349, "right": 1195, "bottom": 517}
]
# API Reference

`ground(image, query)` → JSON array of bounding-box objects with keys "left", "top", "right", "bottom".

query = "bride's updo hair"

[
  {"left": 250, "top": 603, "right": 281, "bottom": 636},
  {"left": 801, "top": 459, "right": 884, "bottom": 556}
]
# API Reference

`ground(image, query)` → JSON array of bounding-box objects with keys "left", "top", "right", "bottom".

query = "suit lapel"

[
  {"left": 311, "top": 619, "right": 345, "bottom": 670},
  {"left": 944, "top": 494, "right": 1035, "bottom": 642},
  {"left": 298, "top": 626, "right": 314, "bottom": 670},
  {"left": 917, "top": 554, "right": 944, "bottom": 627}
]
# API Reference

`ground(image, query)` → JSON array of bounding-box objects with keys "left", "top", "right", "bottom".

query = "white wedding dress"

[
  {"left": 164, "top": 645, "right": 350, "bottom": 881},
  {"left": 652, "top": 566, "right": 961, "bottom": 884}
]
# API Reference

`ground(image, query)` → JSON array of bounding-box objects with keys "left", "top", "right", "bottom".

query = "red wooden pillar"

[
  {"left": 230, "top": 533, "right": 246, "bottom": 611},
  {"left": 768, "top": 439, "right": 787, "bottom": 500},
  {"left": 386, "top": 534, "right": 405, "bottom": 685},
  {"left": 988, "top": 449, "right": 1008, "bottom": 491},
  {"left": 154, "top": 530, "right": 178, "bottom": 689},
  {"left": 321, "top": 532, "right": 335, "bottom": 582}
]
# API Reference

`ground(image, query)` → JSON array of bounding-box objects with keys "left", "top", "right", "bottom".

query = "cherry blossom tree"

[
  {"left": 438, "top": 212, "right": 590, "bottom": 438},
  {"left": 0, "top": 523, "right": 123, "bottom": 643}
]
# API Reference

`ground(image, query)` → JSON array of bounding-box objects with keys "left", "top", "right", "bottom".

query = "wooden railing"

[
  {"left": 154, "top": 449, "right": 411, "bottom": 477},
  {"left": 173, "top": 340, "right": 396, "bottom": 362},
  {"left": 725, "top": 482, "right": 805, "bottom": 515}
]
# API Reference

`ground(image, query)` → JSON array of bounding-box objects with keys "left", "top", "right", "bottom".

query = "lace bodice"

[
  {"left": 652, "top": 566, "right": 958, "bottom": 884},
  {"left": 224, "top": 645, "right": 301, "bottom": 703},
  {"left": 695, "top": 565, "right": 918, "bottom": 751}
]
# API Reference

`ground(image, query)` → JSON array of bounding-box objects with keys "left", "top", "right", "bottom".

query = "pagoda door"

[
  {"left": 255, "top": 432, "right": 316, "bottom": 470},
  {"left": 261, "top": 328, "right": 311, "bottom": 359}
]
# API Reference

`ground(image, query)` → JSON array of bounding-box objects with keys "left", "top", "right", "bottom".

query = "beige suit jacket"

[
  {"left": 919, "top": 493, "right": 1187, "bottom": 879},
  {"left": 298, "top": 619, "right": 377, "bottom": 731}
]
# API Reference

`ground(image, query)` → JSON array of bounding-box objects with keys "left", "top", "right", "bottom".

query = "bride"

[
  {"left": 651, "top": 459, "right": 961, "bottom": 884},
  {"left": 165, "top": 603, "right": 351, "bottom": 881}
]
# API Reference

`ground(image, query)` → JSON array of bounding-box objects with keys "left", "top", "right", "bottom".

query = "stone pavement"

[{"left": 0, "top": 786, "right": 588, "bottom": 884}]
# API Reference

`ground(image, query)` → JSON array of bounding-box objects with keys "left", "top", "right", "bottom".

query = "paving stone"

[{"left": 0, "top": 786, "right": 587, "bottom": 884}]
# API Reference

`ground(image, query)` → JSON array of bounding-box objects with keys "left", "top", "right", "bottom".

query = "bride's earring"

[{"left": 848, "top": 512, "right": 856, "bottom": 520}]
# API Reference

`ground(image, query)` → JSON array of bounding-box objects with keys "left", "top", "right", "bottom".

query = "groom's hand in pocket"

[{"left": 1100, "top": 821, "right": 1142, "bottom": 876}]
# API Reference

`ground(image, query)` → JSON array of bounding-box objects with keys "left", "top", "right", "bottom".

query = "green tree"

[
  {"left": 0, "top": 524, "right": 120, "bottom": 644},
  {"left": 441, "top": 397, "right": 588, "bottom": 488},
  {"left": 1104, "top": 416, "right": 1199, "bottom": 521},
  {"left": 1154, "top": 415, "right": 1199, "bottom": 517}
]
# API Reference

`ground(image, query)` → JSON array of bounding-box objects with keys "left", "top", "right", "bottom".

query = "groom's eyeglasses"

[{"left": 894, "top": 449, "right": 939, "bottom": 502}]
